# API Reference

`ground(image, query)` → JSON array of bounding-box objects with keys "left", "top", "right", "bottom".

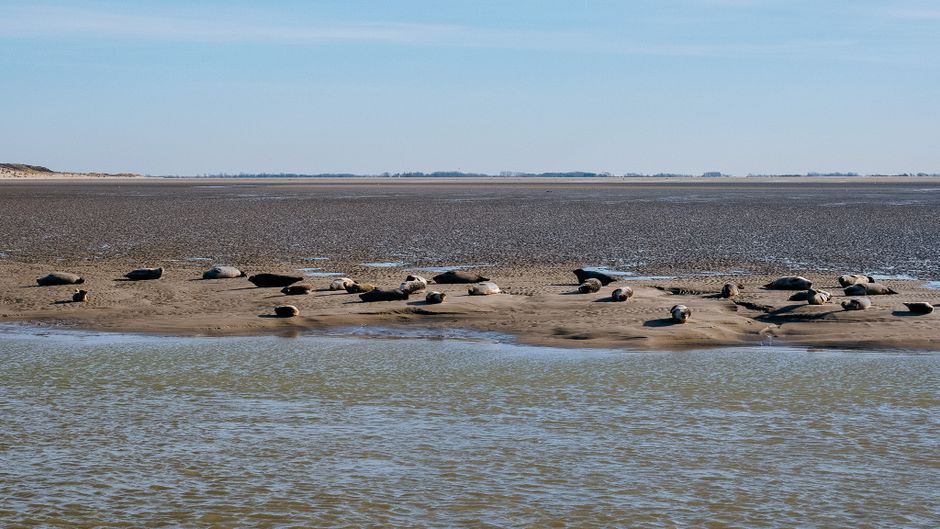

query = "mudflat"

[{"left": 1, "top": 177, "right": 938, "bottom": 350}]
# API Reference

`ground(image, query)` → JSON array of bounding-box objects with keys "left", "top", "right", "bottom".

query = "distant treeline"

[{"left": 163, "top": 171, "right": 940, "bottom": 178}]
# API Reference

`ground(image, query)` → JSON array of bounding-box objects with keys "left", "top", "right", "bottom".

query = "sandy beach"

[{"left": 1, "top": 177, "right": 938, "bottom": 351}]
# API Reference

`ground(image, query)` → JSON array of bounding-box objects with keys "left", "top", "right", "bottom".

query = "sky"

[{"left": 1, "top": 0, "right": 938, "bottom": 176}]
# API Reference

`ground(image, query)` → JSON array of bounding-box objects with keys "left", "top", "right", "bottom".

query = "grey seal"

[
  {"left": 903, "top": 302, "right": 934, "bottom": 314},
  {"left": 345, "top": 282, "right": 376, "bottom": 294},
  {"left": 330, "top": 277, "right": 354, "bottom": 290},
  {"left": 838, "top": 274, "right": 874, "bottom": 287},
  {"left": 125, "top": 267, "right": 163, "bottom": 281},
  {"left": 425, "top": 291, "right": 446, "bottom": 304},
  {"left": 805, "top": 289, "right": 832, "bottom": 305},
  {"left": 248, "top": 273, "right": 303, "bottom": 288},
  {"left": 574, "top": 268, "right": 616, "bottom": 286},
  {"left": 670, "top": 304, "right": 691, "bottom": 323},
  {"left": 399, "top": 280, "right": 428, "bottom": 295},
  {"left": 764, "top": 276, "right": 812, "bottom": 290},
  {"left": 788, "top": 291, "right": 810, "bottom": 302},
  {"left": 432, "top": 270, "right": 490, "bottom": 284},
  {"left": 841, "top": 297, "right": 871, "bottom": 311},
  {"left": 578, "top": 278, "right": 602, "bottom": 294},
  {"left": 721, "top": 283, "right": 740, "bottom": 298},
  {"left": 274, "top": 305, "right": 300, "bottom": 317},
  {"left": 202, "top": 266, "right": 246, "bottom": 279},
  {"left": 36, "top": 272, "right": 84, "bottom": 286},
  {"left": 281, "top": 285, "right": 312, "bottom": 295},
  {"left": 611, "top": 287, "right": 634, "bottom": 301},
  {"left": 72, "top": 289, "right": 89, "bottom": 303},
  {"left": 468, "top": 282, "right": 501, "bottom": 296},
  {"left": 844, "top": 283, "right": 897, "bottom": 296},
  {"left": 359, "top": 288, "right": 409, "bottom": 302}
]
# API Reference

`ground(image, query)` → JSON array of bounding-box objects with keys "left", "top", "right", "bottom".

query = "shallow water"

[{"left": 0, "top": 329, "right": 938, "bottom": 528}]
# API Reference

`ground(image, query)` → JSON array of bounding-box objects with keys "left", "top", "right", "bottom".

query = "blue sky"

[{"left": 1, "top": 0, "right": 938, "bottom": 175}]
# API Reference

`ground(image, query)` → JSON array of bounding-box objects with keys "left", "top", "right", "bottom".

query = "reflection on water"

[{"left": 0, "top": 329, "right": 937, "bottom": 528}]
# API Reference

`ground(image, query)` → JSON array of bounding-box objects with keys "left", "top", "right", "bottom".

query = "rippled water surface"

[{"left": 1, "top": 329, "right": 938, "bottom": 528}]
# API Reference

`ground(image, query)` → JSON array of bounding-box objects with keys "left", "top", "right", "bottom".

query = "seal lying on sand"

[
  {"left": 788, "top": 291, "right": 810, "bottom": 301},
  {"left": 274, "top": 305, "right": 299, "bottom": 317},
  {"left": 578, "top": 278, "right": 602, "bottom": 294},
  {"left": 202, "top": 266, "right": 246, "bottom": 279},
  {"left": 406, "top": 275, "right": 429, "bottom": 285},
  {"left": 903, "top": 302, "right": 934, "bottom": 314},
  {"left": 721, "top": 283, "right": 740, "bottom": 298},
  {"left": 805, "top": 289, "right": 832, "bottom": 305},
  {"left": 844, "top": 283, "right": 897, "bottom": 296},
  {"left": 764, "top": 276, "right": 812, "bottom": 290},
  {"left": 574, "top": 269, "right": 616, "bottom": 286},
  {"left": 125, "top": 267, "right": 163, "bottom": 281},
  {"left": 611, "top": 287, "right": 633, "bottom": 301},
  {"left": 670, "top": 304, "right": 691, "bottom": 323},
  {"left": 36, "top": 272, "right": 84, "bottom": 286},
  {"left": 345, "top": 282, "right": 375, "bottom": 294},
  {"left": 281, "top": 285, "right": 312, "bottom": 295},
  {"left": 249, "top": 273, "right": 302, "bottom": 288},
  {"left": 330, "top": 277, "right": 354, "bottom": 290},
  {"left": 468, "top": 282, "right": 501, "bottom": 296},
  {"left": 838, "top": 274, "right": 874, "bottom": 287},
  {"left": 433, "top": 270, "right": 490, "bottom": 284},
  {"left": 359, "top": 288, "right": 409, "bottom": 302},
  {"left": 842, "top": 297, "right": 871, "bottom": 311},
  {"left": 399, "top": 280, "right": 427, "bottom": 295},
  {"left": 425, "top": 291, "right": 446, "bottom": 304},
  {"left": 72, "top": 289, "right": 89, "bottom": 303}
]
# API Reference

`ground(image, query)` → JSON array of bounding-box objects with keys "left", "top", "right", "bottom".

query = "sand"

[
  {"left": 1, "top": 177, "right": 938, "bottom": 350},
  {"left": 1, "top": 260, "right": 938, "bottom": 351}
]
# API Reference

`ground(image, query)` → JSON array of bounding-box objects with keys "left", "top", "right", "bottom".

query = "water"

[
  {"left": 1, "top": 329, "right": 938, "bottom": 528},
  {"left": 297, "top": 267, "right": 345, "bottom": 277}
]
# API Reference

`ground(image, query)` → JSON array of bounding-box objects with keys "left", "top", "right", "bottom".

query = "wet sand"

[{"left": 1, "top": 177, "right": 938, "bottom": 350}]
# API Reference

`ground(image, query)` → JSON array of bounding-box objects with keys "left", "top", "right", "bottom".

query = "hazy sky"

[{"left": 1, "top": 1, "right": 938, "bottom": 175}]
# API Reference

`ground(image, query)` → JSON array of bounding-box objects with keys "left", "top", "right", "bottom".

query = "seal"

[
  {"left": 574, "top": 269, "right": 616, "bottom": 286},
  {"left": 432, "top": 270, "right": 490, "bottom": 284},
  {"left": 274, "top": 305, "right": 300, "bottom": 318},
  {"left": 841, "top": 297, "right": 871, "bottom": 311},
  {"left": 611, "top": 287, "right": 633, "bottom": 301},
  {"left": 405, "top": 274, "right": 429, "bottom": 285},
  {"left": 359, "top": 288, "right": 409, "bottom": 302},
  {"left": 125, "top": 267, "right": 163, "bottom": 281},
  {"left": 788, "top": 291, "right": 810, "bottom": 302},
  {"left": 36, "top": 272, "right": 85, "bottom": 286},
  {"left": 468, "top": 282, "right": 501, "bottom": 296},
  {"left": 805, "top": 288, "right": 832, "bottom": 305},
  {"left": 345, "top": 282, "right": 376, "bottom": 294},
  {"left": 281, "top": 285, "right": 312, "bottom": 295},
  {"left": 763, "top": 276, "right": 812, "bottom": 290},
  {"left": 721, "top": 283, "right": 740, "bottom": 298},
  {"left": 578, "top": 278, "right": 602, "bottom": 294},
  {"left": 248, "top": 273, "right": 303, "bottom": 288},
  {"left": 202, "top": 266, "right": 246, "bottom": 279},
  {"left": 838, "top": 274, "right": 874, "bottom": 287},
  {"left": 399, "top": 280, "right": 428, "bottom": 295},
  {"left": 903, "top": 302, "right": 934, "bottom": 314},
  {"left": 72, "top": 289, "right": 89, "bottom": 303},
  {"left": 425, "top": 291, "right": 446, "bottom": 304},
  {"left": 329, "top": 277, "right": 354, "bottom": 291},
  {"left": 843, "top": 283, "right": 897, "bottom": 296},
  {"left": 670, "top": 304, "right": 691, "bottom": 323}
]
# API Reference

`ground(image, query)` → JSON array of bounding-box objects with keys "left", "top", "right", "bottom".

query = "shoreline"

[{"left": 2, "top": 260, "right": 937, "bottom": 352}]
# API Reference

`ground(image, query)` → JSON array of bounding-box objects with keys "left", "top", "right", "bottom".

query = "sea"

[{"left": 0, "top": 326, "right": 937, "bottom": 528}]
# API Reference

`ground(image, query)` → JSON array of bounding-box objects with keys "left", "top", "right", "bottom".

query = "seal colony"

[{"left": 3, "top": 260, "right": 939, "bottom": 351}]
